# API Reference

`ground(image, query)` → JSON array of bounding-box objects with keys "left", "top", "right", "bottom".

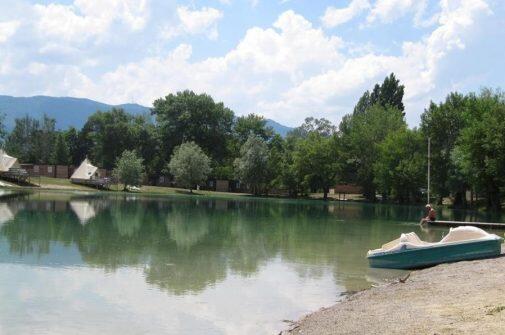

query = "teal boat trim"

[{"left": 368, "top": 238, "right": 503, "bottom": 269}]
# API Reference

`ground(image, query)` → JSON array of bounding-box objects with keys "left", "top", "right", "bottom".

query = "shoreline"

[{"left": 280, "top": 255, "right": 505, "bottom": 335}]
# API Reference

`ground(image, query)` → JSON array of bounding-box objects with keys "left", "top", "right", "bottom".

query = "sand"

[{"left": 281, "top": 256, "right": 505, "bottom": 335}]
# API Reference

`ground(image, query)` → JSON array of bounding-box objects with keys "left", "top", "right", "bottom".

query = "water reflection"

[{"left": 0, "top": 191, "right": 504, "bottom": 334}]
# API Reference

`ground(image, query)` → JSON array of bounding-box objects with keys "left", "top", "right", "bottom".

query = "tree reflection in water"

[{"left": 1, "top": 191, "right": 503, "bottom": 295}]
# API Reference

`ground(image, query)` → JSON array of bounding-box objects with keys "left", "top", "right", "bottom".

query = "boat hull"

[{"left": 368, "top": 238, "right": 503, "bottom": 269}]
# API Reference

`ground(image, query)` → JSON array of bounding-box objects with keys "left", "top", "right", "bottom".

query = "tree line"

[{"left": 1, "top": 74, "right": 504, "bottom": 209}]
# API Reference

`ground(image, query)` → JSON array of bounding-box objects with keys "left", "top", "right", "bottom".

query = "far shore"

[
  {"left": 0, "top": 176, "right": 367, "bottom": 202},
  {"left": 281, "top": 254, "right": 505, "bottom": 335}
]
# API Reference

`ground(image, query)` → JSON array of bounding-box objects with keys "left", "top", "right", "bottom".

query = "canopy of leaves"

[
  {"left": 353, "top": 73, "right": 405, "bottom": 114},
  {"left": 168, "top": 141, "right": 212, "bottom": 191},
  {"left": 5, "top": 114, "right": 56, "bottom": 163},
  {"left": 374, "top": 129, "right": 426, "bottom": 203},
  {"left": 293, "top": 132, "right": 341, "bottom": 200},
  {"left": 51, "top": 133, "right": 70, "bottom": 165},
  {"left": 82, "top": 108, "right": 155, "bottom": 170},
  {"left": 234, "top": 135, "right": 270, "bottom": 195},
  {"left": 452, "top": 89, "right": 505, "bottom": 210},
  {"left": 153, "top": 90, "right": 234, "bottom": 164},
  {"left": 341, "top": 104, "right": 407, "bottom": 200},
  {"left": 420, "top": 92, "right": 467, "bottom": 202},
  {"left": 113, "top": 150, "right": 145, "bottom": 190}
]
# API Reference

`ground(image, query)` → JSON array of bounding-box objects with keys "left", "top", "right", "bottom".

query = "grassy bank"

[{"left": 1, "top": 176, "right": 251, "bottom": 198}]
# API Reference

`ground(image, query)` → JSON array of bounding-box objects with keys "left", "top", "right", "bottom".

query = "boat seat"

[
  {"left": 380, "top": 232, "right": 428, "bottom": 250},
  {"left": 440, "top": 226, "right": 490, "bottom": 243}
]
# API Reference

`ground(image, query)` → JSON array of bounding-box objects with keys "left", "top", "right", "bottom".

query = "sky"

[{"left": 0, "top": 0, "right": 503, "bottom": 127}]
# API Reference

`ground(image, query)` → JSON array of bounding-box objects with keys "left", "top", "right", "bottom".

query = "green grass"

[{"left": 4, "top": 176, "right": 251, "bottom": 198}]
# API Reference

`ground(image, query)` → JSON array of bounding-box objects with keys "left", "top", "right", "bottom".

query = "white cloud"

[
  {"left": 34, "top": 0, "right": 149, "bottom": 41},
  {"left": 322, "top": 0, "right": 370, "bottom": 28},
  {"left": 366, "top": 0, "right": 430, "bottom": 25},
  {"left": 91, "top": 10, "right": 345, "bottom": 109},
  {"left": 161, "top": 6, "right": 223, "bottom": 40},
  {"left": 0, "top": 1, "right": 495, "bottom": 127},
  {"left": 0, "top": 20, "right": 20, "bottom": 43},
  {"left": 263, "top": 0, "right": 492, "bottom": 124}
]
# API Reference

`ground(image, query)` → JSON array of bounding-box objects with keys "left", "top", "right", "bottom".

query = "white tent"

[
  {"left": 0, "top": 150, "right": 20, "bottom": 173},
  {"left": 70, "top": 158, "right": 98, "bottom": 181},
  {"left": 70, "top": 200, "right": 96, "bottom": 224}
]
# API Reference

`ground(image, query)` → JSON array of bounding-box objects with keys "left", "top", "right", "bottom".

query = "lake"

[{"left": 0, "top": 190, "right": 502, "bottom": 334}]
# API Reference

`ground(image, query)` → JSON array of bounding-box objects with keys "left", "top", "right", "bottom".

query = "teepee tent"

[
  {"left": 70, "top": 158, "right": 99, "bottom": 181},
  {"left": 0, "top": 150, "right": 20, "bottom": 173}
]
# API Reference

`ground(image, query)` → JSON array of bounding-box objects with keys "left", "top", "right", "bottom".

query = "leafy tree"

[
  {"left": 374, "top": 129, "right": 426, "bottom": 203},
  {"left": 341, "top": 104, "right": 406, "bottom": 200},
  {"left": 293, "top": 132, "right": 341, "bottom": 200},
  {"left": 51, "top": 133, "right": 70, "bottom": 165},
  {"left": 82, "top": 108, "right": 139, "bottom": 170},
  {"left": 37, "top": 115, "right": 57, "bottom": 164},
  {"left": 420, "top": 92, "right": 467, "bottom": 205},
  {"left": 5, "top": 114, "right": 56, "bottom": 163},
  {"left": 266, "top": 134, "right": 285, "bottom": 191},
  {"left": 113, "top": 150, "right": 145, "bottom": 191},
  {"left": 278, "top": 135, "right": 303, "bottom": 197},
  {"left": 153, "top": 90, "right": 234, "bottom": 164},
  {"left": 234, "top": 114, "right": 273, "bottom": 144},
  {"left": 453, "top": 89, "right": 505, "bottom": 210},
  {"left": 168, "top": 142, "right": 212, "bottom": 193},
  {"left": 288, "top": 117, "right": 336, "bottom": 139},
  {"left": 353, "top": 73, "right": 405, "bottom": 114},
  {"left": 234, "top": 135, "right": 270, "bottom": 195},
  {"left": 64, "top": 127, "right": 87, "bottom": 166}
]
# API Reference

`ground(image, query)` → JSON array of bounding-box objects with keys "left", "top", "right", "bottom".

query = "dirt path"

[{"left": 281, "top": 256, "right": 505, "bottom": 335}]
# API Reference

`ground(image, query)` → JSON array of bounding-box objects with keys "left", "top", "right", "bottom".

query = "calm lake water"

[{"left": 0, "top": 190, "right": 503, "bottom": 334}]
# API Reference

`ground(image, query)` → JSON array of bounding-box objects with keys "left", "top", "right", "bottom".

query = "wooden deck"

[{"left": 429, "top": 220, "right": 505, "bottom": 229}]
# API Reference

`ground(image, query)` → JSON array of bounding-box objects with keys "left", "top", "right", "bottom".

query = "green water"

[{"left": 0, "top": 190, "right": 502, "bottom": 334}]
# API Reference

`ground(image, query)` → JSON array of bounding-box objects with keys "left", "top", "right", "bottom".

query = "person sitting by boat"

[{"left": 420, "top": 204, "right": 436, "bottom": 224}]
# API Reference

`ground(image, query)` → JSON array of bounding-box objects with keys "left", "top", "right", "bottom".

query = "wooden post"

[{"left": 427, "top": 137, "right": 431, "bottom": 204}]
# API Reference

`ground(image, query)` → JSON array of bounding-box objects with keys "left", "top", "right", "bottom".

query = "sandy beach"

[{"left": 281, "top": 256, "right": 505, "bottom": 335}]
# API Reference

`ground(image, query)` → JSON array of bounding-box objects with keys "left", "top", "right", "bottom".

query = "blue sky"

[{"left": 0, "top": 0, "right": 503, "bottom": 126}]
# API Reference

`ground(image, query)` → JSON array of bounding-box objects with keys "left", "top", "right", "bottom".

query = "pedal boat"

[{"left": 367, "top": 226, "right": 503, "bottom": 269}]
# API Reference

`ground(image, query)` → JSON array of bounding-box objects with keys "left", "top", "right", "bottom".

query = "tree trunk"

[
  {"left": 487, "top": 184, "right": 501, "bottom": 211},
  {"left": 323, "top": 187, "right": 329, "bottom": 201}
]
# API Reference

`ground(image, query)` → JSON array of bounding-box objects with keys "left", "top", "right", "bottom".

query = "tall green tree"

[
  {"left": 341, "top": 104, "right": 407, "bottom": 200},
  {"left": 420, "top": 92, "right": 467, "bottom": 205},
  {"left": 234, "top": 135, "right": 270, "bottom": 195},
  {"left": 5, "top": 114, "right": 56, "bottom": 163},
  {"left": 64, "top": 127, "right": 87, "bottom": 166},
  {"left": 51, "top": 132, "right": 70, "bottom": 165},
  {"left": 113, "top": 150, "right": 145, "bottom": 191},
  {"left": 453, "top": 89, "right": 505, "bottom": 210},
  {"left": 234, "top": 114, "right": 273, "bottom": 144},
  {"left": 293, "top": 132, "right": 341, "bottom": 200},
  {"left": 353, "top": 73, "right": 405, "bottom": 114},
  {"left": 374, "top": 129, "right": 426, "bottom": 203},
  {"left": 168, "top": 142, "right": 212, "bottom": 193},
  {"left": 153, "top": 91, "right": 234, "bottom": 164},
  {"left": 288, "top": 117, "right": 336, "bottom": 139}
]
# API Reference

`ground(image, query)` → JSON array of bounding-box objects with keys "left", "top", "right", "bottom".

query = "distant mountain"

[
  {"left": 266, "top": 119, "right": 293, "bottom": 137},
  {"left": 0, "top": 95, "right": 293, "bottom": 136},
  {"left": 0, "top": 95, "right": 150, "bottom": 130}
]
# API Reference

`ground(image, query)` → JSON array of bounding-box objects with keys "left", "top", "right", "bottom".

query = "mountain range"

[{"left": 0, "top": 95, "right": 293, "bottom": 137}]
